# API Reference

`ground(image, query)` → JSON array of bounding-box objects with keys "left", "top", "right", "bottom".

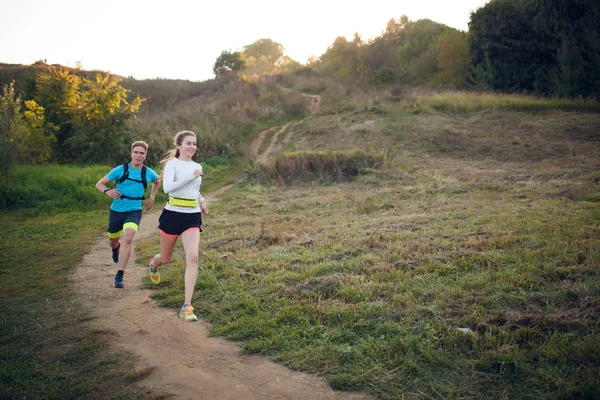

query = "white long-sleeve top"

[{"left": 162, "top": 158, "right": 205, "bottom": 214}]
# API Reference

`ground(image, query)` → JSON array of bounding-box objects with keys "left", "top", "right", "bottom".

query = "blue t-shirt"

[{"left": 107, "top": 163, "right": 159, "bottom": 212}]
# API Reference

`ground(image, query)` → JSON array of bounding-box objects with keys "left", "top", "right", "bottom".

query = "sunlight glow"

[{"left": 0, "top": 0, "right": 489, "bottom": 81}]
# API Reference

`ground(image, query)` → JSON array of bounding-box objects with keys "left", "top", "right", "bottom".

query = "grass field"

[
  {"left": 0, "top": 162, "right": 234, "bottom": 399},
  {"left": 1, "top": 88, "right": 598, "bottom": 399},
  {"left": 0, "top": 209, "right": 152, "bottom": 399},
  {"left": 137, "top": 92, "right": 600, "bottom": 399}
]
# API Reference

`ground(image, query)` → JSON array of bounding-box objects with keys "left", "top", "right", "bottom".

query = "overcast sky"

[{"left": 0, "top": 0, "right": 489, "bottom": 82}]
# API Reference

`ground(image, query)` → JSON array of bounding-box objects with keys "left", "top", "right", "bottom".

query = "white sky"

[{"left": 0, "top": 0, "right": 489, "bottom": 82}]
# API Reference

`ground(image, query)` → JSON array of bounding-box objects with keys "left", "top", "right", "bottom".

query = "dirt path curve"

[
  {"left": 278, "top": 84, "right": 321, "bottom": 115},
  {"left": 250, "top": 88, "right": 320, "bottom": 164},
  {"left": 74, "top": 135, "right": 371, "bottom": 399},
  {"left": 251, "top": 124, "right": 290, "bottom": 163}
]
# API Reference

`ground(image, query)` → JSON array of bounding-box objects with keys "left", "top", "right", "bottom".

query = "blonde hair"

[
  {"left": 131, "top": 140, "right": 148, "bottom": 152},
  {"left": 159, "top": 131, "right": 197, "bottom": 180}
]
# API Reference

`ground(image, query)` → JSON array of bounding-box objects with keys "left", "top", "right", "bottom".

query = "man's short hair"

[{"left": 131, "top": 141, "right": 148, "bottom": 152}]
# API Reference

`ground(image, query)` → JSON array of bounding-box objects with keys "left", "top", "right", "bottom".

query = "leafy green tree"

[
  {"left": 469, "top": 0, "right": 546, "bottom": 92},
  {"left": 0, "top": 82, "right": 56, "bottom": 170},
  {"left": 396, "top": 19, "right": 446, "bottom": 85},
  {"left": 32, "top": 68, "right": 143, "bottom": 163},
  {"left": 360, "top": 17, "right": 445, "bottom": 85},
  {"left": 319, "top": 35, "right": 369, "bottom": 83},
  {"left": 0, "top": 82, "right": 21, "bottom": 181},
  {"left": 531, "top": 0, "right": 600, "bottom": 98},
  {"left": 18, "top": 100, "right": 56, "bottom": 163},
  {"left": 213, "top": 50, "right": 245, "bottom": 77},
  {"left": 432, "top": 28, "right": 469, "bottom": 88},
  {"left": 67, "top": 73, "right": 143, "bottom": 163},
  {"left": 33, "top": 68, "right": 80, "bottom": 161},
  {"left": 238, "top": 39, "right": 288, "bottom": 76},
  {"left": 243, "top": 39, "right": 284, "bottom": 66},
  {"left": 469, "top": 0, "right": 600, "bottom": 98}
]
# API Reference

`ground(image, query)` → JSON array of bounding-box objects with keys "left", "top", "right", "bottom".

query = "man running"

[{"left": 95, "top": 141, "right": 160, "bottom": 288}]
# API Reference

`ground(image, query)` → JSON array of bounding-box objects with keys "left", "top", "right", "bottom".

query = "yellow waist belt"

[{"left": 168, "top": 197, "right": 198, "bottom": 208}]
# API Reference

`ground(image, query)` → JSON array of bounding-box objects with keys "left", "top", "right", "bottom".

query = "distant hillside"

[
  {"left": 0, "top": 61, "right": 227, "bottom": 114},
  {"left": 0, "top": 61, "right": 109, "bottom": 94},
  {"left": 121, "top": 77, "right": 228, "bottom": 113}
]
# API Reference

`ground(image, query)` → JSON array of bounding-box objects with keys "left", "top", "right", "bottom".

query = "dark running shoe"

[
  {"left": 114, "top": 275, "right": 124, "bottom": 289},
  {"left": 112, "top": 243, "right": 120, "bottom": 263}
]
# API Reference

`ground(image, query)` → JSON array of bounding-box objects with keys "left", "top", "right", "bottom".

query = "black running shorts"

[{"left": 158, "top": 209, "right": 202, "bottom": 236}]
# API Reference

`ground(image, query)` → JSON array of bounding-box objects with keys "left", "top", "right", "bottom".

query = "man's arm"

[
  {"left": 95, "top": 175, "right": 110, "bottom": 193},
  {"left": 96, "top": 175, "right": 121, "bottom": 199},
  {"left": 143, "top": 179, "right": 161, "bottom": 211}
]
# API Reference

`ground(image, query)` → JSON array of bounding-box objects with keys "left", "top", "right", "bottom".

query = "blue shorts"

[
  {"left": 158, "top": 209, "right": 202, "bottom": 237},
  {"left": 107, "top": 209, "right": 142, "bottom": 238}
]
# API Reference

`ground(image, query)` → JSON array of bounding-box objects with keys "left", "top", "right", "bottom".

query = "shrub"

[{"left": 252, "top": 149, "right": 384, "bottom": 185}]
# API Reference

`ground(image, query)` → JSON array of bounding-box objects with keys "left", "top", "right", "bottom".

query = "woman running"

[{"left": 148, "top": 131, "right": 209, "bottom": 322}]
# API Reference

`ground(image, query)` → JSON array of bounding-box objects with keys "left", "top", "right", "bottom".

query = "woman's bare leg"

[
  {"left": 180, "top": 228, "right": 200, "bottom": 305},
  {"left": 150, "top": 233, "right": 178, "bottom": 269}
]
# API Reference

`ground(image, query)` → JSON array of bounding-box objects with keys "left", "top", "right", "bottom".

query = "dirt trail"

[
  {"left": 278, "top": 84, "right": 321, "bottom": 115},
  {"left": 251, "top": 124, "right": 290, "bottom": 163},
  {"left": 250, "top": 89, "right": 320, "bottom": 163},
  {"left": 74, "top": 122, "right": 371, "bottom": 399}
]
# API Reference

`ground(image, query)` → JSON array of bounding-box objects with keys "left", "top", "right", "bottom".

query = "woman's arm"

[{"left": 162, "top": 162, "right": 203, "bottom": 194}]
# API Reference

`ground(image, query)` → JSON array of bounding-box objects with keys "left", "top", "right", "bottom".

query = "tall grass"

[
  {"left": 0, "top": 165, "right": 109, "bottom": 212},
  {"left": 251, "top": 149, "right": 384, "bottom": 185},
  {"left": 414, "top": 90, "right": 600, "bottom": 113},
  {"left": 0, "top": 162, "right": 232, "bottom": 213}
]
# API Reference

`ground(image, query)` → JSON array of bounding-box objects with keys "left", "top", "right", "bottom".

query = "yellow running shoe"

[
  {"left": 148, "top": 258, "right": 160, "bottom": 285},
  {"left": 179, "top": 304, "right": 198, "bottom": 322}
]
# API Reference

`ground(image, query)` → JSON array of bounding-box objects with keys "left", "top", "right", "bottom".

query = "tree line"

[
  {"left": 0, "top": 68, "right": 142, "bottom": 179},
  {"left": 470, "top": 0, "right": 600, "bottom": 98},
  {"left": 216, "top": 0, "right": 598, "bottom": 99},
  {"left": 213, "top": 38, "right": 301, "bottom": 77}
]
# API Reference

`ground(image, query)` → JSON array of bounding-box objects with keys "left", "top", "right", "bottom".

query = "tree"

[
  {"left": 32, "top": 68, "right": 144, "bottom": 163},
  {"left": 18, "top": 100, "right": 56, "bottom": 163},
  {"left": 396, "top": 19, "right": 446, "bottom": 85},
  {"left": 243, "top": 39, "right": 284, "bottom": 66},
  {"left": 433, "top": 28, "right": 469, "bottom": 88},
  {"left": 363, "top": 17, "right": 446, "bottom": 85},
  {"left": 319, "top": 35, "right": 369, "bottom": 82},
  {"left": 0, "top": 82, "right": 57, "bottom": 171},
  {"left": 0, "top": 82, "right": 21, "bottom": 181},
  {"left": 531, "top": 0, "right": 600, "bottom": 98},
  {"left": 68, "top": 73, "right": 143, "bottom": 163},
  {"left": 33, "top": 68, "right": 80, "bottom": 161},
  {"left": 468, "top": 0, "right": 600, "bottom": 98},
  {"left": 213, "top": 50, "right": 245, "bottom": 77},
  {"left": 469, "top": 0, "right": 546, "bottom": 92}
]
